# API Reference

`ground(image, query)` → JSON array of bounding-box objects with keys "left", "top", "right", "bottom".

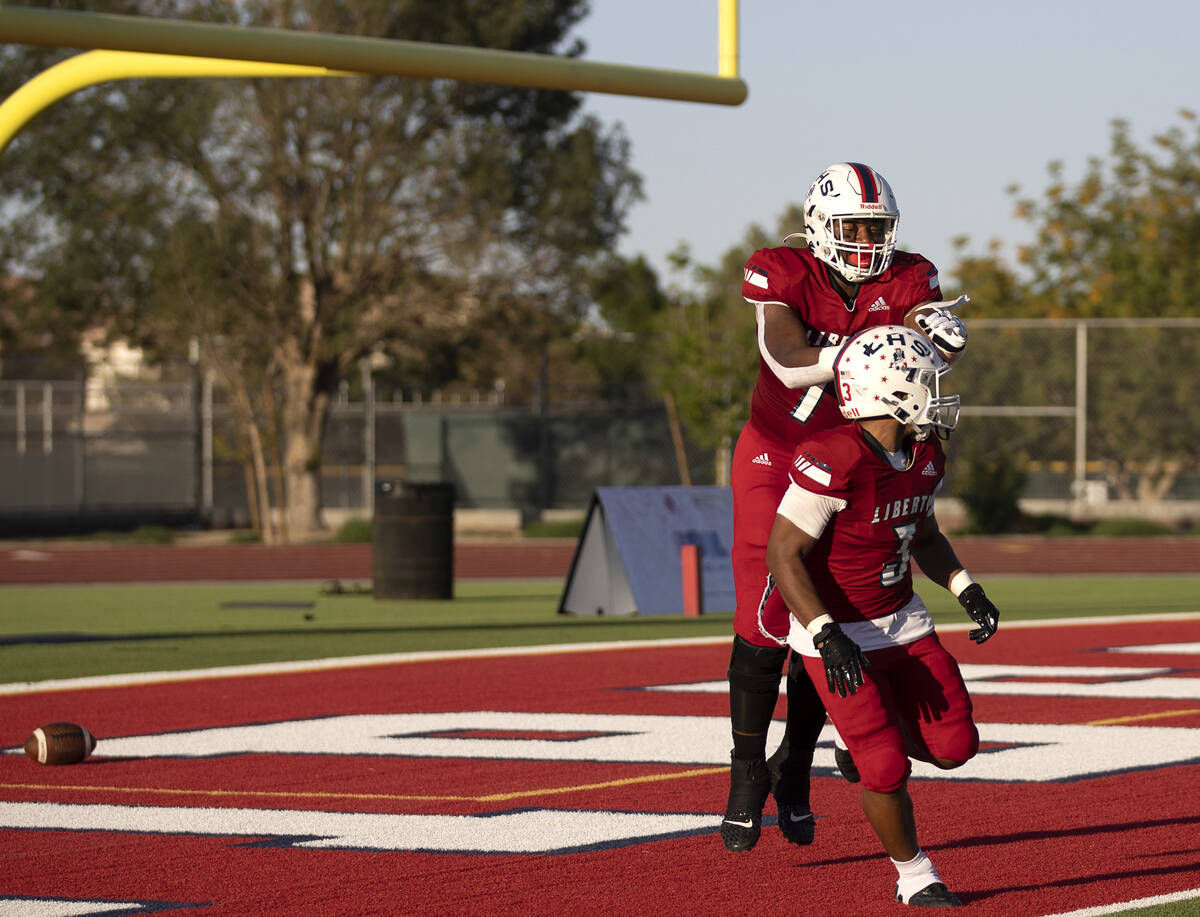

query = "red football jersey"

[
  {"left": 787, "top": 426, "right": 946, "bottom": 621},
  {"left": 741, "top": 246, "right": 940, "bottom": 446}
]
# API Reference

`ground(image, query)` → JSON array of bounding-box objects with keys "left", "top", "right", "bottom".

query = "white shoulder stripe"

[
  {"left": 777, "top": 482, "right": 845, "bottom": 539},
  {"left": 793, "top": 457, "right": 831, "bottom": 486}
]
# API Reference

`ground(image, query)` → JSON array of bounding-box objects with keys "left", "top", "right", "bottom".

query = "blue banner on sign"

[{"left": 558, "top": 486, "right": 735, "bottom": 617}]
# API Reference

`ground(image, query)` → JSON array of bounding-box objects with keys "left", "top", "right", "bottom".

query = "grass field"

[{"left": 3, "top": 573, "right": 1200, "bottom": 684}]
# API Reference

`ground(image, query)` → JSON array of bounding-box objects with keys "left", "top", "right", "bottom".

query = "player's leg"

[
  {"left": 892, "top": 634, "right": 979, "bottom": 771},
  {"left": 861, "top": 783, "right": 917, "bottom": 861},
  {"left": 800, "top": 651, "right": 960, "bottom": 906},
  {"left": 833, "top": 733, "right": 861, "bottom": 783},
  {"left": 722, "top": 635, "right": 787, "bottom": 851},
  {"left": 771, "top": 651, "right": 826, "bottom": 846},
  {"left": 861, "top": 786, "right": 962, "bottom": 907},
  {"left": 721, "top": 423, "right": 792, "bottom": 852},
  {"left": 800, "top": 649, "right": 909, "bottom": 795}
]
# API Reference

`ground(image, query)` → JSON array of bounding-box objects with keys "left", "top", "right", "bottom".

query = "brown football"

[{"left": 23, "top": 722, "right": 97, "bottom": 765}]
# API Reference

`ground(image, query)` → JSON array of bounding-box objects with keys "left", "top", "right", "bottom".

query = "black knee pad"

[{"left": 728, "top": 634, "right": 789, "bottom": 695}]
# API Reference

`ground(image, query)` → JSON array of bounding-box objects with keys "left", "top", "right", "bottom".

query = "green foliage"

[
  {"left": 0, "top": 0, "right": 639, "bottom": 534},
  {"left": 1087, "top": 517, "right": 1176, "bottom": 536},
  {"left": 573, "top": 253, "right": 666, "bottom": 394},
  {"left": 80, "top": 525, "right": 176, "bottom": 545},
  {"left": 522, "top": 518, "right": 583, "bottom": 539},
  {"left": 332, "top": 517, "right": 374, "bottom": 543},
  {"left": 943, "top": 237, "right": 1036, "bottom": 317},
  {"left": 948, "top": 112, "right": 1200, "bottom": 502},
  {"left": 1011, "top": 110, "right": 1200, "bottom": 319},
  {"left": 1025, "top": 514, "right": 1091, "bottom": 536},
  {"left": 954, "top": 442, "right": 1028, "bottom": 534},
  {"left": 649, "top": 214, "right": 790, "bottom": 459}
]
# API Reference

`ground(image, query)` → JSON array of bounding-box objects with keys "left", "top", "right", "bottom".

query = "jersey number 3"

[{"left": 880, "top": 521, "right": 918, "bottom": 586}]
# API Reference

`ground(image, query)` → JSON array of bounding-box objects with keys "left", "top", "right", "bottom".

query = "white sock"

[{"left": 891, "top": 850, "right": 942, "bottom": 903}]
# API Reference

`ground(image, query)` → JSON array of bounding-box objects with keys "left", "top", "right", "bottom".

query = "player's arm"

[
  {"left": 765, "top": 485, "right": 868, "bottom": 696},
  {"left": 764, "top": 510, "right": 826, "bottom": 629},
  {"left": 912, "top": 513, "right": 999, "bottom": 644},
  {"left": 755, "top": 302, "right": 843, "bottom": 388},
  {"left": 903, "top": 294, "right": 970, "bottom": 364}
]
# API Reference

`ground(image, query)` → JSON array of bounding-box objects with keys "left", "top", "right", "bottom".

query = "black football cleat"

[
  {"left": 896, "top": 882, "right": 963, "bottom": 908},
  {"left": 720, "top": 754, "right": 771, "bottom": 852},
  {"left": 772, "top": 765, "right": 815, "bottom": 846},
  {"left": 834, "top": 745, "right": 861, "bottom": 783}
]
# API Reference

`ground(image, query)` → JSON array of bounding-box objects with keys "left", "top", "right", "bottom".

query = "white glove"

[{"left": 912, "top": 295, "right": 969, "bottom": 357}]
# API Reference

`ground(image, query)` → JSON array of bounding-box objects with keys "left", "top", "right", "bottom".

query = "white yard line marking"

[
  {"left": 3, "top": 612, "right": 1198, "bottom": 696},
  {"left": 1038, "top": 888, "right": 1200, "bottom": 916}
]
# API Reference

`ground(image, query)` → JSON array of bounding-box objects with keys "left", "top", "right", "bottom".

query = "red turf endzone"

[{"left": 1, "top": 620, "right": 1199, "bottom": 915}]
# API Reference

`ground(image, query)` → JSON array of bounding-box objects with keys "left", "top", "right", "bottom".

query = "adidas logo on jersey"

[
  {"left": 922, "top": 460, "right": 938, "bottom": 476},
  {"left": 752, "top": 453, "right": 772, "bottom": 467},
  {"left": 868, "top": 297, "right": 888, "bottom": 312}
]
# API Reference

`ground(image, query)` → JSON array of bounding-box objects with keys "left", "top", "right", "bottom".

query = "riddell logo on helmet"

[{"left": 859, "top": 202, "right": 886, "bottom": 211}]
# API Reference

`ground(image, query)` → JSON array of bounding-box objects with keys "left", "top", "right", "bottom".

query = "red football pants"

[
  {"left": 802, "top": 633, "right": 979, "bottom": 794},
  {"left": 731, "top": 420, "right": 797, "bottom": 645}
]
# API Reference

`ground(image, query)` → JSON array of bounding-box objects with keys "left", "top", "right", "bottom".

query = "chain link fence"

[{"left": 2, "top": 318, "right": 1198, "bottom": 533}]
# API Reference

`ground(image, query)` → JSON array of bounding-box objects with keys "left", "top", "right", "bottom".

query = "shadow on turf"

[
  {"left": 955, "top": 857, "right": 1200, "bottom": 904},
  {"left": 796, "top": 812, "right": 1200, "bottom": 871},
  {"left": 785, "top": 813, "right": 1200, "bottom": 905}
]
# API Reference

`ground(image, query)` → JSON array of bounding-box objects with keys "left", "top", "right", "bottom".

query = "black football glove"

[
  {"left": 958, "top": 583, "right": 999, "bottom": 644},
  {"left": 812, "top": 622, "right": 869, "bottom": 697}
]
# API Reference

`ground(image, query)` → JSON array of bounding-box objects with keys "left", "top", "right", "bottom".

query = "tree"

[
  {"left": 1006, "top": 110, "right": 1200, "bottom": 498},
  {"left": 0, "top": 0, "right": 640, "bottom": 538},
  {"left": 574, "top": 253, "right": 666, "bottom": 399},
  {"left": 1012, "top": 111, "right": 1200, "bottom": 318},
  {"left": 653, "top": 208, "right": 806, "bottom": 484}
]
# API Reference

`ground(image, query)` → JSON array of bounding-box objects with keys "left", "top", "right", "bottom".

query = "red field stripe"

[{"left": 4, "top": 536, "right": 1200, "bottom": 584}]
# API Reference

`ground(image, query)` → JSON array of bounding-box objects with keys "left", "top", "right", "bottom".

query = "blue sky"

[{"left": 575, "top": 1, "right": 1199, "bottom": 290}]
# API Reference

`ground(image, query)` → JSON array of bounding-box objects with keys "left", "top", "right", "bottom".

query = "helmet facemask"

[
  {"left": 800, "top": 162, "right": 900, "bottom": 284},
  {"left": 826, "top": 214, "right": 898, "bottom": 283},
  {"left": 888, "top": 364, "right": 960, "bottom": 441}
]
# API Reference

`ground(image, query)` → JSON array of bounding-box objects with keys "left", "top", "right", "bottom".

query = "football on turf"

[{"left": 24, "top": 722, "right": 97, "bottom": 765}]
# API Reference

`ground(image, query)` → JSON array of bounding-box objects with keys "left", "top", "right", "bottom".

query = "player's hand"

[
  {"left": 812, "top": 622, "right": 869, "bottom": 697},
  {"left": 915, "top": 307, "right": 968, "bottom": 357},
  {"left": 958, "top": 583, "right": 999, "bottom": 644}
]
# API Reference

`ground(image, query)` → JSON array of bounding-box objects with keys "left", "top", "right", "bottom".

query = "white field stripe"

[
  {"left": 1038, "top": 887, "right": 1200, "bottom": 916},
  {"left": 0, "top": 801, "right": 715, "bottom": 854},
  {"left": 3, "top": 611, "right": 1199, "bottom": 697},
  {"left": 1110, "top": 641, "right": 1200, "bottom": 654},
  {"left": 0, "top": 899, "right": 144, "bottom": 916},
  {"left": 5, "top": 716, "right": 1197, "bottom": 782},
  {"left": 0, "top": 636, "right": 732, "bottom": 696}
]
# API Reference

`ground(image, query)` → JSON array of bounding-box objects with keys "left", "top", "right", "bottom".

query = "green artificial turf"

[{"left": 2, "top": 574, "right": 1198, "bottom": 684}]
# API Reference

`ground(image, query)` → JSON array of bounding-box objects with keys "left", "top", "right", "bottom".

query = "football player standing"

[
  {"left": 765, "top": 324, "right": 999, "bottom": 907},
  {"left": 722, "top": 162, "right": 970, "bottom": 853}
]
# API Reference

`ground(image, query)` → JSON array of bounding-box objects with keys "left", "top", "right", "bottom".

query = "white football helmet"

[
  {"left": 795, "top": 162, "right": 899, "bottom": 283},
  {"left": 835, "top": 325, "right": 959, "bottom": 440}
]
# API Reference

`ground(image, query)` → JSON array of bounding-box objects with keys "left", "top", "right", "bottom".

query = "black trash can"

[{"left": 372, "top": 481, "right": 455, "bottom": 600}]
